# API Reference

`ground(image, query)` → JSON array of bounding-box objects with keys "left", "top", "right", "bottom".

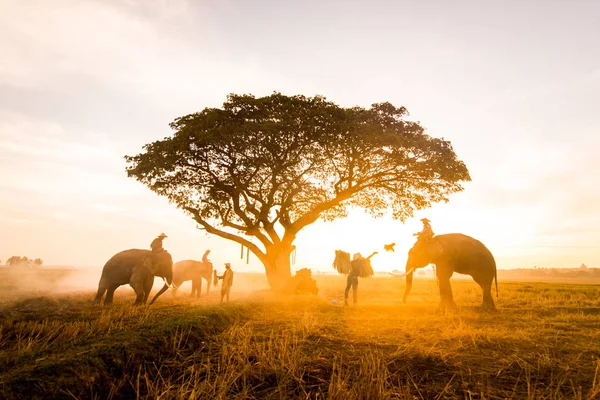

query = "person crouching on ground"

[{"left": 217, "top": 262, "right": 234, "bottom": 303}]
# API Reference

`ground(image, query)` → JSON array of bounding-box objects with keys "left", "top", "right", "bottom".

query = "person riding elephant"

[
  {"left": 413, "top": 218, "right": 434, "bottom": 242},
  {"left": 94, "top": 249, "right": 173, "bottom": 306},
  {"left": 401, "top": 233, "right": 498, "bottom": 311},
  {"left": 150, "top": 233, "right": 167, "bottom": 252},
  {"left": 202, "top": 249, "right": 211, "bottom": 263},
  {"left": 172, "top": 256, "right": 216, "bottom": 298}
]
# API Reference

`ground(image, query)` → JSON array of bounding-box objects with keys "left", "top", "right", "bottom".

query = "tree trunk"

[{"left": 264, "top": 244, "right": 293, "bottom": 290}]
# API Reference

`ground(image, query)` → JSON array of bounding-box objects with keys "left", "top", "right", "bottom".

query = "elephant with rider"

[
  {"left": 94, "top": 249, "right": 173, "bottom": 306},
  {"left": 401, "top": 233, "right": 498, "bottom": 310}
]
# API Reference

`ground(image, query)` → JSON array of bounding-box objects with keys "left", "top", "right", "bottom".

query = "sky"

[{"left": 1, "top": 0, "right": 599, "bottom": 272}]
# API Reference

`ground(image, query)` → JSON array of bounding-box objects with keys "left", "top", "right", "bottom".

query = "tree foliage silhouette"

[
  {"left": 6, "top": 256, "right": 42, "bottom": 267},
  {"left": 125, "top": 93, "right": 470, "bottom": 288}
]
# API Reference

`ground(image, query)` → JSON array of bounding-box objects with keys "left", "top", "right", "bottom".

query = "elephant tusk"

[
  {"left": 162, "top": 277, "right": 175, "bottom": 289},
  {"left": 388, "top": 267, "right": 416, "bottom": 278}
]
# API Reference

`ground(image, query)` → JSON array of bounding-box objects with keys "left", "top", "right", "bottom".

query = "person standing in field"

[
  {"left": 344, "top": 253, "right": 362, "bottom": 306},
  {"left": 218, "top": 262, "right": 234, "bottom": 303},
  {"left": 150, "top": 233, "right": 167, "bottom": 252},
  {"left": 344, "top": 252, "right": 377, "bottom": 306}
]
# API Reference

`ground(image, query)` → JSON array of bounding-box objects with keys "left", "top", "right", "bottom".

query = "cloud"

[
  {"left": 1, "top": 0, "right": 599, "bottom": 270},
  {"left": 0, "top": 0, "right": 297, "bottom": 108}
]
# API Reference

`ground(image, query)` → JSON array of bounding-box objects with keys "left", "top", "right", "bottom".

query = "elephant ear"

[
  {"left": 157, "top": 250, "right": 173, "bottom": 266},
  {"left": 426, "top": 240, "right": 445, "bottom": 262},
  {"left": 141, "top": 256, "right": 158, "bottom": 275},
  {"left": 145, "top": 251, "right": 173, "bottom": 275},
  {"left": 410, "top": 239, "right": 445, "bottom": 265}
]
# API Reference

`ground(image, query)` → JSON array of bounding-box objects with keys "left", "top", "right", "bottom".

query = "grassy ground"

[{"left": 1, "top": 270, "right": 599, "bottom": 399}]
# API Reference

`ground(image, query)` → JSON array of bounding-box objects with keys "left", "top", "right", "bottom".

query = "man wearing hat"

[
  {"left": 150, "top": 233, "right": 167, "bottom": 253},
  {"left": 413, "top": 218, "right": 434, "bottom": 241},
  {"left": 217, "top": 262, "right": 234, "bottom": 303}
]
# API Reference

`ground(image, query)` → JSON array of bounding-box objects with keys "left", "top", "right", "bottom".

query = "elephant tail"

[{"left": 494, "top": 264, "right": 498, "bottom": 298}]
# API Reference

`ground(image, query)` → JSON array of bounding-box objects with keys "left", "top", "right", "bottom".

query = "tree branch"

[
  {"left": 289, "top": 187, "right": 360, "bottom": 234},
  {"left": 184, "top": 206, "right": 270, "bottom": 266}
]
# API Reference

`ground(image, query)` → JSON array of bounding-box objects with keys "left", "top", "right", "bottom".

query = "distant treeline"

[
  {"left": 498, "top": 267, "right": 600, "bottom": 280},
  {"left": 3, "top": 256, "right": 43, "bottom": 267}
]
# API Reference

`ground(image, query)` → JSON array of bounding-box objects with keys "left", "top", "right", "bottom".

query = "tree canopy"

[{"left": 125, "top": 93, "right": 470, "bottom": 288}]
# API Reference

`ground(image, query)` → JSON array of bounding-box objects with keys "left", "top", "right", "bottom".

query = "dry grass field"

[{"left": 1, "top": 268, "right": 599, "bottom": 399}]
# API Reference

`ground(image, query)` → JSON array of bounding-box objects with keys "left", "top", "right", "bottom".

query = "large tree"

[{"left": 125, "top": 93, "right": 470, "bottom": 289}]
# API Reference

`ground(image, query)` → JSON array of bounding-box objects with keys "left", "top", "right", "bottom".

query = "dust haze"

[{"left": 0, "top": 266, "right": 272, "bottom": 305}]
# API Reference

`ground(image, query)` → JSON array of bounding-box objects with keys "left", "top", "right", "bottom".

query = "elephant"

[
  {"left": 172, "top": 259, "right": 215, "bottom": 298},
  {"left": 93, "top": 249, "right": 173, "bottom": 306},
  {"left": 401, "top": 234, "right": 498, "bottom": 310}
]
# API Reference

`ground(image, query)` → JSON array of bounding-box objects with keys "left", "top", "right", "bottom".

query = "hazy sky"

[{"left": 1, "top": 0, "right": 599, "bottom": 272}]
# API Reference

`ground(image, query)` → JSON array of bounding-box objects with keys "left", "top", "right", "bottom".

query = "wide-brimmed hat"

[
  {"left": 420, "top": 218, "right": 430, "bottom": 223},
  {"left": 158, "top": 233, "right": 167, "bottom": 238},
  {"left": 224, "top": 262, "right": 231, "bottom": 268}
]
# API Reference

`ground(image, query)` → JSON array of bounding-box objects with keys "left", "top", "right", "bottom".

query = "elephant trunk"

[
  {"left": 149, "top": 261, "right": 173, "bottom": 305},
  {"left": 149, "top": 283, "right": 169, "bottom": 304}
]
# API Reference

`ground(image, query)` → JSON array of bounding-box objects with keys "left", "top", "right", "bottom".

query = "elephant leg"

[
  {"left": 94, "top": 280, "right": 108, "bottom": 304},
  {"left": 190, "top": 279, "right": 197, "bottom": 297},
  {"left": 104, "top": 284, "right": 120, "bottom": 305},
  {"left": 196, "top": 278, "right": 202, "bottom": 298},
  {"left": 481, "top": 282, "right": 496, "bottom": 311},
  {"left": 472, "top": 272, "right": 496, "bottom": 311},
  {"left": 206, "top": 276, "right": 210, "bottom": 295},
  {"left": 130, "top": 280, "right": 145, "bottom": 306},
  {"left": 437, "top": 269, "right": 456, "bottom": 311},
  {"left": 142, "top": 275, "right": 154, "bottom": 304}
]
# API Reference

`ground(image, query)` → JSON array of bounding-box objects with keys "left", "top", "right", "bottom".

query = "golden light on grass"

[{"left": 1, "top": 268, "right": 600, "bottom": 399}]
